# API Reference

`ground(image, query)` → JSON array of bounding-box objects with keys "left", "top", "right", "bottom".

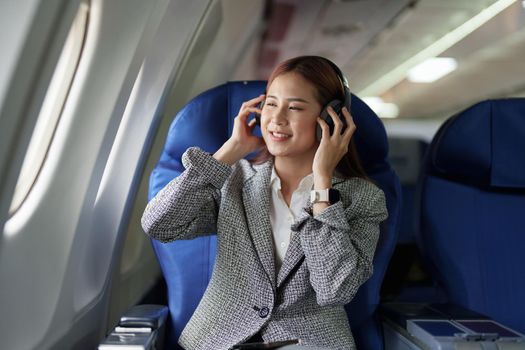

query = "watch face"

[{"left": 329, "top": 188, "right": 341, "bottom": 204}]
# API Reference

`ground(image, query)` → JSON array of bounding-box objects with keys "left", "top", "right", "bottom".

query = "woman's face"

[{"left": 261, "top": 72, "right": 322, "bottom": 161}]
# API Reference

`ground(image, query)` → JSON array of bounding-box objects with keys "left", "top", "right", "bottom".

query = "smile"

[{"left": 269, "top": 131, "right": 292, "bottom": 141}]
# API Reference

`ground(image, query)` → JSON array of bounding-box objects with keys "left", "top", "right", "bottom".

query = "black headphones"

[
  {"left": 254, "top": 56, "right": 351, "bottom": 141},
  {"left": 316, "top": 56, "right": 351, "bottom": 141}
]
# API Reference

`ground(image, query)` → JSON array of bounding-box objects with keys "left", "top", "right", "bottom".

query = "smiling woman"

[
  {"left": 4, "top": 1, "right": 525, "bottom": 349},
  {"left": 252, "top": 56, "right": 366, "bottom": 184},
  {"left": 260, "top": 72, "right": 321, "bottom": 167},
  {"left": 141, "top": 55, "right": 388, "bottom": 350}
]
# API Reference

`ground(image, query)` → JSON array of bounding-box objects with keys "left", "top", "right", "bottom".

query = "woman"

[{"left": 141, "top": 56, "right": 388, "bottom": 349}]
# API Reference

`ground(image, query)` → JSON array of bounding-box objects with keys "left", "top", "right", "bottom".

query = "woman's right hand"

[{"left": 213, "top": 94, "right": 265, "bottom": 165}]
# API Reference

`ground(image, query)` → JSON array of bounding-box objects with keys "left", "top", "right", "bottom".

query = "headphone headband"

[{"left": 314, "top": 56, "right": 351, "bottom": 111}]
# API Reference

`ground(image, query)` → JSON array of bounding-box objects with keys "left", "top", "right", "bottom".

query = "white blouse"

[{"left": 269, "top": 167, "right": 314, "bottom": 273}]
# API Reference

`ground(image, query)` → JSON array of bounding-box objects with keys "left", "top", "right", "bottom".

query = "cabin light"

[
  {"left": 362, "top": 97, "right": 399, "bottom": 119},
  {"left": 407, "top": 57, "right": 458, "bottom": 83},
  {"left": 359, "top": 0, "right": 517, "bottom": 95}
]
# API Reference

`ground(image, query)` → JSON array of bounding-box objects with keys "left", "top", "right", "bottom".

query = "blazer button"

[{"left": 258, "top": 307, "right": 269, "bottom": 318}]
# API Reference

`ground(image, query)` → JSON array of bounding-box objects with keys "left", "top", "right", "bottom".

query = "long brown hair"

[{"left": 251, "top": 56, "right": 368, "bottom": 180}]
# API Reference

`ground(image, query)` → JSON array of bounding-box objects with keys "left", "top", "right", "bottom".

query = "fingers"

[
  {"left": 233, "top": 94, "right": 264, "bottom": 137},
  {"left": 240, "top": 94, "right": 265, "bottom": 113},
  {"left": 319, "top": 106, "right": 356, "bottom": 143},
  {"left": 234, "top": 108, "right": 259, "bottom": 132},
  {"left": 317, "top": 117, "right": 330, "bottom": 141},
  {"left": 244, "top": 94, "right": 265, "bottom": 106},
  {"left": 238, "top": 94, "right": 265, "bottom": 122},
  {"left": 341, "top": 107, "right": 356, "bottom": 141},
  {"left": 247, "top": 118, "right": 257, "bottom": 130},
  {"left": 326, "top": 106, "right": 344, "bottom": 136},
  {"left": 242, "top": 106, "right": 263, "bottom": 114},
  {"left": 327, "top": 105, "right": 356, "bottom": 136}
]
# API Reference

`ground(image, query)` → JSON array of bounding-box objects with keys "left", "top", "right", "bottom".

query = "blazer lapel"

[
  {"left": 242, "top": 161, "right": 276, "bottom": 289},
  {"left": 276, "top": 175, "right": 346, "bottom": 288},
  {"left": 277, "top": 232, "right": 304, "bottom": 287}
]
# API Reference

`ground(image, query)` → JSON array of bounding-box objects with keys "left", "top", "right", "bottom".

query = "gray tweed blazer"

[{"left": 141, "top": 147, "right": 387, "bottom": 350}]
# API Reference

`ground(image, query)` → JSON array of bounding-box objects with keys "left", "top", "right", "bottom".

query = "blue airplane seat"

[
  {"left": 415, "top": 98, "right": 525, "bottom": 333},
  {"left": 147, "top": 81, "right": 401, "bottom": 349}
]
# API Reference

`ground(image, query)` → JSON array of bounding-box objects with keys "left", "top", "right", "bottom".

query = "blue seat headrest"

[
  {"left": 430, "top": 99, "right": 525, "bottom": 188},
  {"left": 164, "top": 80, "right": 388, "bottom": 174}
]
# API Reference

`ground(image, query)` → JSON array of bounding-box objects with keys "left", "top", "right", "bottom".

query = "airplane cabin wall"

[
  {"left": 0, "top": 0, "right": 81, "bottom": 242},
  {"left": 115, "top": 0, "right": 266, "bottom": 330},
  {"left": 0, "top": 0, "right": 258, "bottom": 349}
]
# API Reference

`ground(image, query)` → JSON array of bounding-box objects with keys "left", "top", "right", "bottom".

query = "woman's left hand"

[{"left": 313, "top": 106, "right": 356, "bottom": 182}]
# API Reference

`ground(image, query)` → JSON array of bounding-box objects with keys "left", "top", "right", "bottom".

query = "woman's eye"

[
  {"left": 266, "top": 102, "right": 277, "bottom": 107},
  {"left": 289, "top": 106, "right": 303, "bottom": 111}
]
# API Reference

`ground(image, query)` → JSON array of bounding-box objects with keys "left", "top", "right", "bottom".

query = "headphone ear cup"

[
  {"left": 316, "top": 124, "right": 323, "bottom": 141},
  {"left": 317, "top": 100, "right": 345, "bottom": 140},
  {"left": 254, "top": 100, "right": 264, "bottom": 126}
]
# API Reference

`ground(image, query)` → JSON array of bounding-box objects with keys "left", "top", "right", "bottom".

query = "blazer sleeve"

[
  {"left": 141, "top": 147, "right": 232, "bottom": 243},
  {"left": 291, "top": 179, "right": 388, "bottom": 306}
]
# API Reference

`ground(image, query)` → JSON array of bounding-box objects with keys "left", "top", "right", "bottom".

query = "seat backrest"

[
  {"left": 148, "top": 81, "right": 401, "bottom": 349},
  {"left": 388, "top": 137, "right": 428, "bottom": 244},
  {"left": 416, "top": 99, "right": 525, "bottom": 333}
]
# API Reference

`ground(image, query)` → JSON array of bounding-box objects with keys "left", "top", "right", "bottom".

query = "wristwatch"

[{"left": 310, "top": 188, "right": 341, "bottom": 204}]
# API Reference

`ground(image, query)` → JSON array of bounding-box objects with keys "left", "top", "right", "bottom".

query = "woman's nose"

[{"left": 270, "top": 107, "right": 287, "bottom": 125}]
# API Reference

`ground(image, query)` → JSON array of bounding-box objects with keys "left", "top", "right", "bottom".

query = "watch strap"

[
  {"left": 310, "top": 188, "right": 340, "bottom": 204},
  {"left": 310, "top": 189, "right": 330, "bottom": 203}
]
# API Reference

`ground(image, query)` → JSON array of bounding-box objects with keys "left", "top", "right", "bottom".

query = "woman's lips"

[{"left": 269, "top": 131, "right": 292, "bottom": 141}]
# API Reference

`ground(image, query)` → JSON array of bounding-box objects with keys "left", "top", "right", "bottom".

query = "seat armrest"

[
  {"left": 119, "top": 304, "right": 168, "bottom": 329},
  {"left": 98, "top": 304, "right": 168, "bottom": 350}
]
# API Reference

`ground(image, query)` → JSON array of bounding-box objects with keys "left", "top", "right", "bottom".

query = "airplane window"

[{"left": 8, "top": 2, "right": 89, "bottom": 214}]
